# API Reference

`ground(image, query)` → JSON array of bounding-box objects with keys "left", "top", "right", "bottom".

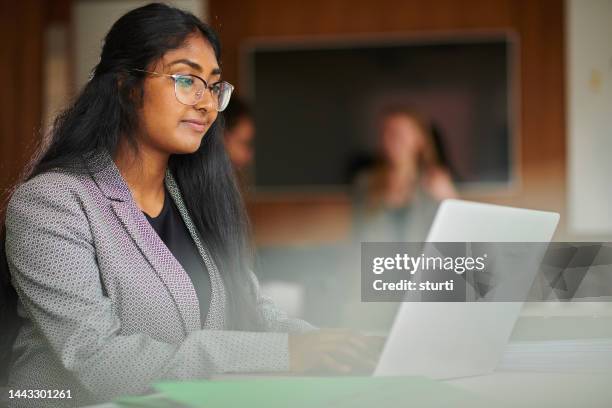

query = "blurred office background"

[{"left": 1, "top": 0, "right": 611, "bottom": 330}]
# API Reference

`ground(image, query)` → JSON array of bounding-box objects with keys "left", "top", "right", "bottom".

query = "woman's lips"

[{"left": 181, "top": 120, "right": 207, "bottom": 133}]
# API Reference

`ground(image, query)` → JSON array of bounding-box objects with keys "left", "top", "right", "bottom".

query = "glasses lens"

[
  {"left": 174, "top": 75, "right": 205, "bottom": 105},
  {"left": 174, "top": 75, "right": 233, "bottom": 111},
  {"left": 216, "top": 81, "right": 234, "bottom": 112}
]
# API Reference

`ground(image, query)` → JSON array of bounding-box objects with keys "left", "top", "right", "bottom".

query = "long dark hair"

[{"left": 0, "top": 3, "right": 262, "bottom": 381}]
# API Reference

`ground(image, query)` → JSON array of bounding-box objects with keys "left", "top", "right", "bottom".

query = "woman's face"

[
  {"left": 224, "top": 117, "right": 255, "bottom": 169},
  {"left": 380, "top": 114, "right": 426, "bottom": 165},
  {"left": 137, "top": 33, "right": 221, "bottom": 155}
]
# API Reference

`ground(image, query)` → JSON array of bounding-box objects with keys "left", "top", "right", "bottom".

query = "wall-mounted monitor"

[{"left": 242, "top": 34, "right": 518, "bottom": 192}]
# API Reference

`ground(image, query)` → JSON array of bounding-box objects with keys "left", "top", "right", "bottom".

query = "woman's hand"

[{"left": 288, "top": 329, "right": 385, "bottom": 375}]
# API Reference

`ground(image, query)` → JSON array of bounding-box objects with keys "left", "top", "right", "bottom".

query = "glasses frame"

[{"left": 131, "top": 68, "right": 234, "bottom": 111}]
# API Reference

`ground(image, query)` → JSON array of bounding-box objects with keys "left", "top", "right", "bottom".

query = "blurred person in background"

[
  {"left": 342, "top": 106, "right": 458, "bottom": 332},
  {"left": 222, "top": 96, "right": 255, "bottom": 189},
  {"left": 352, "top": 106, "right": 458, "bottom": 242}
]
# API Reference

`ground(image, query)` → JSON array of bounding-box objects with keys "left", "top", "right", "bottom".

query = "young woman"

[
  {"left": 222, "top": 96, "right": 255, "bottom": 172},
  {"left": 1, "top": 4, "right": 380, "bottom": 406},
  {"left": 344, "top": 107, "right": 458, "bottom": 331},
  {"left": 352, "top": 106, "right": 458, "bottom": 242},
  {"left": 221, "top": 96, "right": 256, "bottom": 192}
]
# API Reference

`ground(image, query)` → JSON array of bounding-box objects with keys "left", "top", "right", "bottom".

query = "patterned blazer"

[{"left": 4, "top": 151, "right": 314, "bottom": 407}]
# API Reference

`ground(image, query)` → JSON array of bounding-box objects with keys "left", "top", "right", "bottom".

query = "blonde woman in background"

[
  {"left": 352, "top": 106, "right": 458, "bottom": 242},
  {"left": 344, "top": 107, "right": 458, "bottom": 332}
]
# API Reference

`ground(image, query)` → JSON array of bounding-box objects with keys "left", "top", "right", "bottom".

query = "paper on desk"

[
  {"left": 152, "top": 376, "right": 494, "bottom": 408},
  {"left": 500, "top": 338, "right": 612, "bottom": 373},
  {"left": 114, "top": 392, "right": 191, "bottom": 408}
]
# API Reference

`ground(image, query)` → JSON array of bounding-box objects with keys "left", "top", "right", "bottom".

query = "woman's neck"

[
  {"left": 384, "top": 161, "right": 419, "bottom": 188},
  {"left": 113, "top": 139, "right": 169, "bottom": 215},
  {"left": 376, "top": 161, "right": 419, "bottom": 207}
]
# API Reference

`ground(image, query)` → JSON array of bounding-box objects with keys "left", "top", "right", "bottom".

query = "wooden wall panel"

[
  {"left": 209, "top": 0, "right": 566, "bottom": 244},
  {"left": 0, "top": 0, "right": 71, "bottom": 219},
  {"left": 0, "top": 1, "right": 568, "bottom": 243},
  {"left": 209, "top": 0, "right": 567, "bottom": 244},
  {"left": 0, "top": 0, "right": 46, "bottom": 215}
]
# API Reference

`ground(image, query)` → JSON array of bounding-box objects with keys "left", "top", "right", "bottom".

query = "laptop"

[{"left": 373, "top": 199, "right": 560, "bottom": 379}]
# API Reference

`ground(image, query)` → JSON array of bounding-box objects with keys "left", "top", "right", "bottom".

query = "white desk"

[
  {"left": 448, "top": 371, "right": 612, "bottom": 407},
  {"left": 80, "top": 371, "right": 612, "bottom": 408},
  {"left": 78, "top": 307, "right": 612, "bottom": 407}
]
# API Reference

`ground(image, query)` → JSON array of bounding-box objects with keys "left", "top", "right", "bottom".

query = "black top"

[{"left": 143, "top": 187, "right": 211, "bottom": 326}]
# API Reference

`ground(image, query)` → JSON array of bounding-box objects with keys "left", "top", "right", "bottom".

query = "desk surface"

[
  {"left": 82, "top": 308, "right": 612, "bottom": 407},
  {"left": 448, "top": 371, "right": 612, "bottom": 407},
  {"left": 83, "top": 371, "right": 612, "bottom": 408}
]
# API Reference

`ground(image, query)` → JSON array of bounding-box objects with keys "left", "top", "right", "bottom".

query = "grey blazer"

[{"left": 4, "top": 151, "right": 314, "bottom": 407}]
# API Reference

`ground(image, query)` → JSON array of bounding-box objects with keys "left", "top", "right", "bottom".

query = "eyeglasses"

[{"left": 132, "top": 69, "right": 234, "bottom": 112}]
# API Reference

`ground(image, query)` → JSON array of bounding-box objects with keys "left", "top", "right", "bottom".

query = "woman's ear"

[
  {"left": 116, "top": 72, "right": 140, "bottom": 103},
  {"left": 116, "top": 72, "right": 126, "bottom": 89}
]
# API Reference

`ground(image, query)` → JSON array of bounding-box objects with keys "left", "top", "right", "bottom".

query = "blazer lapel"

[
  {"left": 164, "top": 171, "right": 227, "bottom": 330},
  {"left": 86, "top": 151, "right": 201, "bottom": 334}
]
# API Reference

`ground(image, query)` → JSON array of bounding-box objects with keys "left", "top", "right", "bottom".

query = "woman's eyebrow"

[
  {"left": 167, "top": 59, "right": 222, "bottom": 77},
  {"left": 168, "top": 58, "right": 202, "bottom": 72}
]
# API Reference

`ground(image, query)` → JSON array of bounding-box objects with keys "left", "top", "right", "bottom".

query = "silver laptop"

[{"left": 374, "top": 199, "right": 559, "bottom": 379}]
